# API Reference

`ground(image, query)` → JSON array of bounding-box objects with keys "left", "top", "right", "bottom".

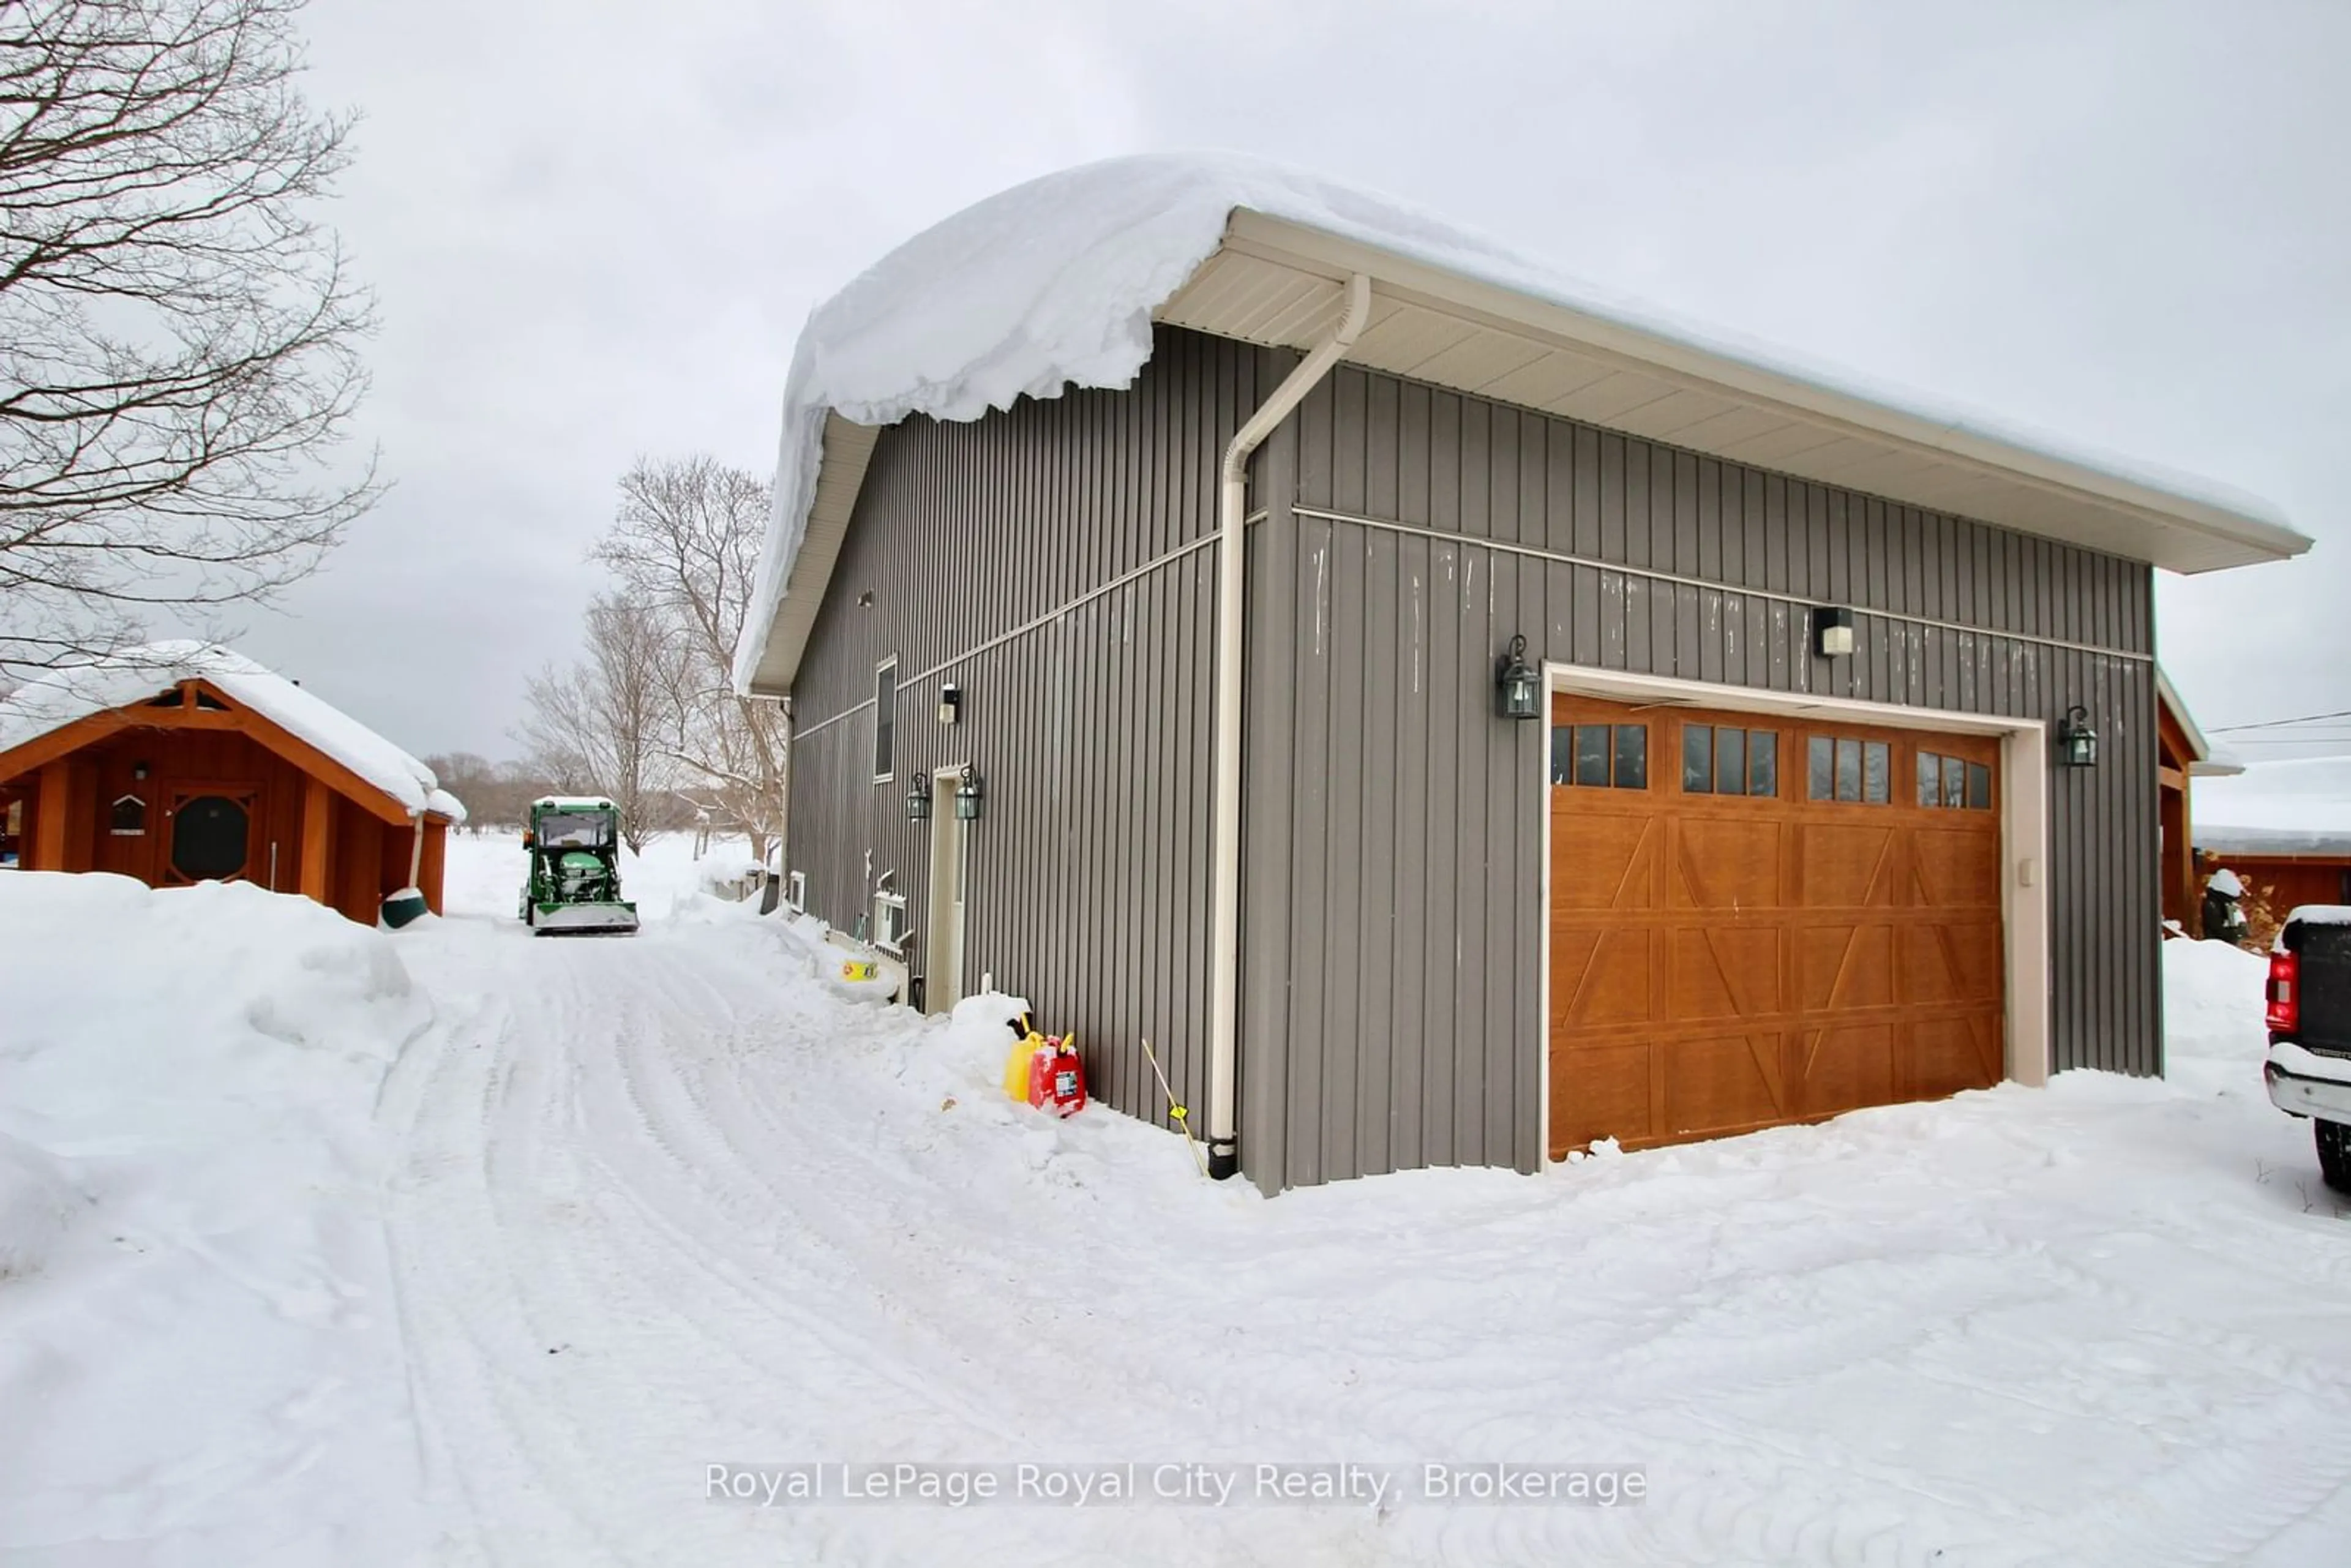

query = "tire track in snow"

[
  {"left": 384, "top": 930, "right": 1146, "bottom": 1563},
  {"left": 378, "top": 985, "right": 615, "bottom": 1565}
]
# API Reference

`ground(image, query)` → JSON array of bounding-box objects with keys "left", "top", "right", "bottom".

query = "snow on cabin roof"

[
  {"left": 0, "top": 641, "right": 465, "bottom": 822},
  {"left": 733, "top": 152, "right": 2309, "bottom": 697}
]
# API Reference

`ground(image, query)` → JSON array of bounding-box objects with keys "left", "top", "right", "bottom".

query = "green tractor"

[{"left": 519, "top": 796, "right": 640, "bottom": 936}]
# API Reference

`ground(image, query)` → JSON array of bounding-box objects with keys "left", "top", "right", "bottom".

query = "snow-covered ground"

[
  {"left": 0, "top": 874, "right": 432, "bottom": 1564},
  {"left": 7, "top": 846, "right": 2351, "bottom": 1564}
]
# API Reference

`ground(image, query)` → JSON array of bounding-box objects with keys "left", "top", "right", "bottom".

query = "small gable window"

[{"left": 111, "top": 795, "right": 147, "bottom": 836}]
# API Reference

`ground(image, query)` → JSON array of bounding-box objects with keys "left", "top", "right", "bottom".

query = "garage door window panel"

[
  {"left": 1809, "top": 733, "right": 1891, "bottom": 803},
  {"left": 1683, "top": 723, "right": 1712, "bottom": 793},
  {"left": 1552, "top": 722, "right": 1648, "bottom": 789},
  {"left": 1682, "top": 723, "right": 1778, "bottom": 797},
  {"left": 1614, "top": 725, "right": 1648, "bottom": 789},
  {"left": 1919, "top": 751, "right": 1997, "bottom": 811}
]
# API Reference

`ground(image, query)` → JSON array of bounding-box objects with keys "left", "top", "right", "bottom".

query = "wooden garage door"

[{"left": 1548, "top": 692, "right": 2004, "bottom": 1158}]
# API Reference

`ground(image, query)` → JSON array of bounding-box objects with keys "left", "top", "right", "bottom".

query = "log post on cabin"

[
  {"left": 34, "top": 758, "right": 70, "bottom": 870},
  {"left": 2159, "top": 763, "right": 2193, "bottom": 930},
  {"left": 419, "top": 816, "right": 448, "bottom": 915},
  {"left": 301, "top": 775, "right": 333, "bottom": 903}
]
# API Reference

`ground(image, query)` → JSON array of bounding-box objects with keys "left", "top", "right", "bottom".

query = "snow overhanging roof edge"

[{"left": 738, "top": 168, "right": 2308, "bottom": 699}]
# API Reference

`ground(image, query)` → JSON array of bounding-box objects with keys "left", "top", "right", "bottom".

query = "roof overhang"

[
  {"left": 743, "top": 208, "right": 2308, "bottom": 697},
  {"left": 1164, "top": 212, "right": 2309, "bottom": 577},
  {"left": 743, "top": 413, "right": 880, "bottom": 697}
]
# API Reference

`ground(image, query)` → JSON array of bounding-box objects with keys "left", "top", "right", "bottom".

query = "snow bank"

[
  {"left": 0, "top": 640, "right": 463, "bottom": 822},
  {"left": 2161, "top": 933, "right": 2269, "bottom": 1095},
  {"left": 737, "top": 151, "right": 2297, "bottom": 691},
  {"left": 0, "top": 872, "right": 431, "bottom": 1565}
]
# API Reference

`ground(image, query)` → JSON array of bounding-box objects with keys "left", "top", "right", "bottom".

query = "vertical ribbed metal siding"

[
  {"left": 786, "top": 326, "right": 1267, "bottom": 1142},
  {"left": 1243, "top": 360, "right": 2159, "bottom": 1190}
]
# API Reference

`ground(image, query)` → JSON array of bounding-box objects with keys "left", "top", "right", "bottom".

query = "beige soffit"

[
  {"left": 1158, "top": 210, "right": 2309, "bottom": 578},
  {"left": 748, "top": 413, "right": 880, "bottom": 697}
]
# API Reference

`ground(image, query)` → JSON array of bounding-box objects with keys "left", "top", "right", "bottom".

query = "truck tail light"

[{"left": 2267, "top": 951, "right": 2300, "bottom": 1033}]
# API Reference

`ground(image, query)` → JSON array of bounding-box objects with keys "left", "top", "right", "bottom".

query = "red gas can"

[{"left": 1026, "top": 1038, "right": 1088, "bottom": 1118}]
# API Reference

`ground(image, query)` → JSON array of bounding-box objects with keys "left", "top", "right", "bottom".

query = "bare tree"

[
  {"left": 419, "top": 751, "right": 516, "bottom": 834},
  {"left": 0, "top": 0, "right": 377, "bottom": 681},
  {"left": 517, "top": 591, "right": 680, "bottom": 853},
  {"left": 591, "top": 455, "right": 787, "bottom": 862}
]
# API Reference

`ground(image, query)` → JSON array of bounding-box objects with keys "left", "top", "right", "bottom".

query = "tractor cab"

[{"left": 519, "top": 797, "right": 639, "bottom": 935}]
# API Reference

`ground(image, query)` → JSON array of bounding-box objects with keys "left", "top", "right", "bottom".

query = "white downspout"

[
  {"left": 407, "top": 809, "right": 425, "bottom": 889},
  {"left": 1205, "top": 271, "right": 1371, "bottom": 1180}
]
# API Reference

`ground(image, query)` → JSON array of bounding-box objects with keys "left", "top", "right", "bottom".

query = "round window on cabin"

[{"left": 171, "top": 795, "right": 249, "bottom": 880}]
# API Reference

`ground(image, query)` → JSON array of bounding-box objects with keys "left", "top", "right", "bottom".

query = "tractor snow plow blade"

[{"left": 530, "top": 902, "right": 640, "bottom": 936}]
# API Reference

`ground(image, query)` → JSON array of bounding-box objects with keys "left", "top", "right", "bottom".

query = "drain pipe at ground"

[{"left": 1204, "top": 271, "right": 1371, "bottom": 1180}]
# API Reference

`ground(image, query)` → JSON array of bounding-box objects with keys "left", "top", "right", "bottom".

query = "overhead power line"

[{"left": 2208, "top": 708, "right": 2351, "bottom": 735}]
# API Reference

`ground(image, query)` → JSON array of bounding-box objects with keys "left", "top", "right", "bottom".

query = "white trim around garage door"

[{"left": 1534, "top": 662, "right": 2053, "bottom": 1169}]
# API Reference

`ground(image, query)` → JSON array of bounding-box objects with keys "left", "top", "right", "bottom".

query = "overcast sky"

[{"left": 217, "top": 0, "right": 2347, "bottom": 763}]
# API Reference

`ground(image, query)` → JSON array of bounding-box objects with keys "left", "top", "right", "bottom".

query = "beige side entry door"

[{"left": 926, "top": 768, "right": 967, "bottom": 1014}]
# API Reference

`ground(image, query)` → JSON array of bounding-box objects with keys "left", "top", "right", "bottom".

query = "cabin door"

[{"left": 163, "top": 787, "right": 259, "bottom": 885}]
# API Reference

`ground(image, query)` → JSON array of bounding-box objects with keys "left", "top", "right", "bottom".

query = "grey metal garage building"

[{"left": 738, "top": 160, "right": 2308, "bottom": 1193}]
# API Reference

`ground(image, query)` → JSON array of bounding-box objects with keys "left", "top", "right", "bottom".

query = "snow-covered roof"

[
  {"left": 0, "top": 642, "right": 465, "bottom": 822},
  {"left": 733, "top": 152, "right": 2309, "bottom": 696},
  {"left": 534, "top": 795, "right": 617, "bottom": 810}
]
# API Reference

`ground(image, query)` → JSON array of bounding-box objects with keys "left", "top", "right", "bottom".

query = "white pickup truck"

[{"left": 2263, "top": 906, "right": 2351, "bottom": 1193}]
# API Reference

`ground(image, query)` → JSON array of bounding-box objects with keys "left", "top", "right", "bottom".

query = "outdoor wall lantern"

[
  {"left": 1494, "top": 634, "right": 1542, "bottom": 720},
  {"left": 939, "top": 682, "right": 962, "bottom": 726},
  {"left": 2057, "top": 705, "right": 2099, "bottom": 768},
  {"left": 954, "top": 765, "right": 986, "bottom": 821},
  {"left": 905, "top": 781, "right": 931, "bottom": 822},
  {"left": 1814, "top": 605, "right": 1858, "bottom": 659}
]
